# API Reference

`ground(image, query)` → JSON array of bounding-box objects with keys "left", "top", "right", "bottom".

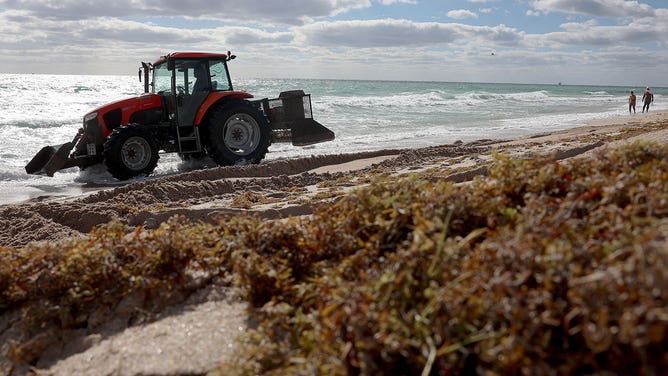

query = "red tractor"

[{"left": 26, "top": 51, "right": 335, "bottom": 180}]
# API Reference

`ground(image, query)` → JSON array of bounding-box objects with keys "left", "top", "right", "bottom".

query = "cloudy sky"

[{"left": 0, "top": 0, "right": 666, "bottom": 86}]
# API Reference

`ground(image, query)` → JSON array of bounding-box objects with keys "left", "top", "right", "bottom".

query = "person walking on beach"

[
  {"left": 642, "top": 87, "right": 653, "bottom": 112},
  {"left": 629, "top": 90, "right": 636, "bottom": 113}
]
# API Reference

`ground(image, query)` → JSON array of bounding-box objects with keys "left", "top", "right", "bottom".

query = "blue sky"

[{"left": 0, "top": 0, "right": 666, "bottom": 86}]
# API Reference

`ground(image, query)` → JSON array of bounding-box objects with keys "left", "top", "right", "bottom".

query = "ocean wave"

[
  {"left": 0, "top": 168, "right": 33, "bottom": 181},
  {"left": 320, "top": 90, "right": 448, "bottom": 109},
  {"left": 0, "top": 120, "right": 74, "bottom": 129},
  {"left": 318, "top": 90, "right": 578, "bottom": 115},
  {"left": 584, "top": 91, "right": 611, "bottom": 96}
]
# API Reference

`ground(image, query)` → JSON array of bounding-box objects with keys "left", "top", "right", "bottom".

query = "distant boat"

[{"left": 558, "top": 82, "right": 562, "bottom": 86}]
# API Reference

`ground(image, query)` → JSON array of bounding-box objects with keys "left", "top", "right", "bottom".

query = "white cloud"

[
  {"left": 296, "top": 19, "right": 522, "bottom": 48},
  {"left": 298, "top": 19, "right": 460, "bottom": 47},
  {"left": 0, "top": 0, "right": 373, "bottom": 25},
  {"left": 0, "top": 10, "right": 204, "bottom": 48},
  {"left": 0, "top": 0, "right": 666, "bottom": 85},
  {"left": 559, "top": 19, "right": 598, "bottom": 31},
  {"left": 377, "top": 0, "right": 417, "bottom": 4},
  {"left": 530, "top": 0, "right": 655, "bottom": 18},
  {"left": 224, "top": 27, "right": 294, "bottom": 45},
  {"left": 447, "top": 9, "right": 478, "bottom": 20},
  {"left": 529, "top": 20, "right": 664, "bottom": 48}
]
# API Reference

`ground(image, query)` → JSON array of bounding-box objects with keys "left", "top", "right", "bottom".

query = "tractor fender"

[{"left": 194, "top": 91, "right": 254, "bottom": 126}]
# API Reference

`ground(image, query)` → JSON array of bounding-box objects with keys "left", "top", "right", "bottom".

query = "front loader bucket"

[
  {"left": 25, "top": 142, "right": 75, "bottom": 176},
  {"left": 291, "top": 118, "right": 335, "bottom": 146}
]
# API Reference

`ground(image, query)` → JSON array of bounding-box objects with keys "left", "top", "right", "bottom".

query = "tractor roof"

[{"left": 153, "top": 52, "right": 231, "bottom": 65}]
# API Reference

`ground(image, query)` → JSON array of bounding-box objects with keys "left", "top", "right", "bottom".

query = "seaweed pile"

[
  {"left": 1, "top": 141, "right": 667, "bottom": 375},
  {"left": 223, "top": 142, "right": 668, "bottom": 375}
]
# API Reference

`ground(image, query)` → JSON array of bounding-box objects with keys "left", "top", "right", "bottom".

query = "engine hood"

[
  {"left": 84, "top": 93, "right": 163, "bottom": 120},
  {"left": 82, "top": 93, "right": 164, "bottom": 141}
]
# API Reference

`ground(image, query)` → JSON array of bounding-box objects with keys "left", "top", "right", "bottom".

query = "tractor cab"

[
  {"left": 143, "top": 53, "right": 234, "bottom": 126},
  {"left": 139, "top": 52, "right": 250, "bottom": 155}
]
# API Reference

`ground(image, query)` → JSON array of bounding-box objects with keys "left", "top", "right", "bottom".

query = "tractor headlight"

[
  {"left": 83, "top": 112, "right": 98, "bottom": 133},
  {"left": 83, "top": 112, "right": 98, "bottom": 125}
]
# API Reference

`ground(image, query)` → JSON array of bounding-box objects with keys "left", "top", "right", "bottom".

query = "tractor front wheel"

[
  {"left": 206, "top": 100, "right": 271, "bottom": 166},
  {"left": 103, "top": 124, "right": 159, "bottom": 180}
]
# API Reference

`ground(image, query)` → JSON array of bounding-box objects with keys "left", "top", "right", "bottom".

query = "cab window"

[
  {"left": 153, "top": 62, "right": 171, "bottom": 94},
  {"left": 209, "top": 60, "right": 230, "bottom": 91}
]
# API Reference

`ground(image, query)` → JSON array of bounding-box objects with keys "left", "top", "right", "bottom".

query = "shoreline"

[
  {"left": 3, "top": 109, "right": 667, "bottom": 208},
  {"left": 1, "top": 110, "right": 668, "bottom": 249}
]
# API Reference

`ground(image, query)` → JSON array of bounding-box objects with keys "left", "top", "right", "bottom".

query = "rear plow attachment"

[{"left": 261, "top": 90, "right": 335, "bottom": 146}]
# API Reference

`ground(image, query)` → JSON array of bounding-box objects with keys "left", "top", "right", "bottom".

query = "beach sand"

[
  {"left": 3, "top": 111, "right": 668, "bottom": 250},
  {"left": 2, "top": 111, "right": 668, "bottom": 375}
]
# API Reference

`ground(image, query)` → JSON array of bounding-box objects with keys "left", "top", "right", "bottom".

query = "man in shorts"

[
  {"left": 629, "top": 90, "right": 636, "bottom": 113},
  {"left": 642, "top": 87, "right": 653, "bottom": 113}
]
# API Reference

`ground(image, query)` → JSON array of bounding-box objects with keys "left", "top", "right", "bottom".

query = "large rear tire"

[
  {"left": 103, "top": 124, "right": 159, "bottom": 180},
  {"left": 206, "top": 100, "right": 271, "bottom": 166}
]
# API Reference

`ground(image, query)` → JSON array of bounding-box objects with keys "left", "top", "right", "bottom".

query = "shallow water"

[{"left": 0, "top": 74, "right": 665, "bottom": 205}]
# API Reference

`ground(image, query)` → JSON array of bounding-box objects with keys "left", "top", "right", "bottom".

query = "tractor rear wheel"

[
  {"left": 206, "top": 100, "right": 271, "bottom": 166},
  {"left": 103, "top": 124, "right": 159, "bottom": 180}
]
